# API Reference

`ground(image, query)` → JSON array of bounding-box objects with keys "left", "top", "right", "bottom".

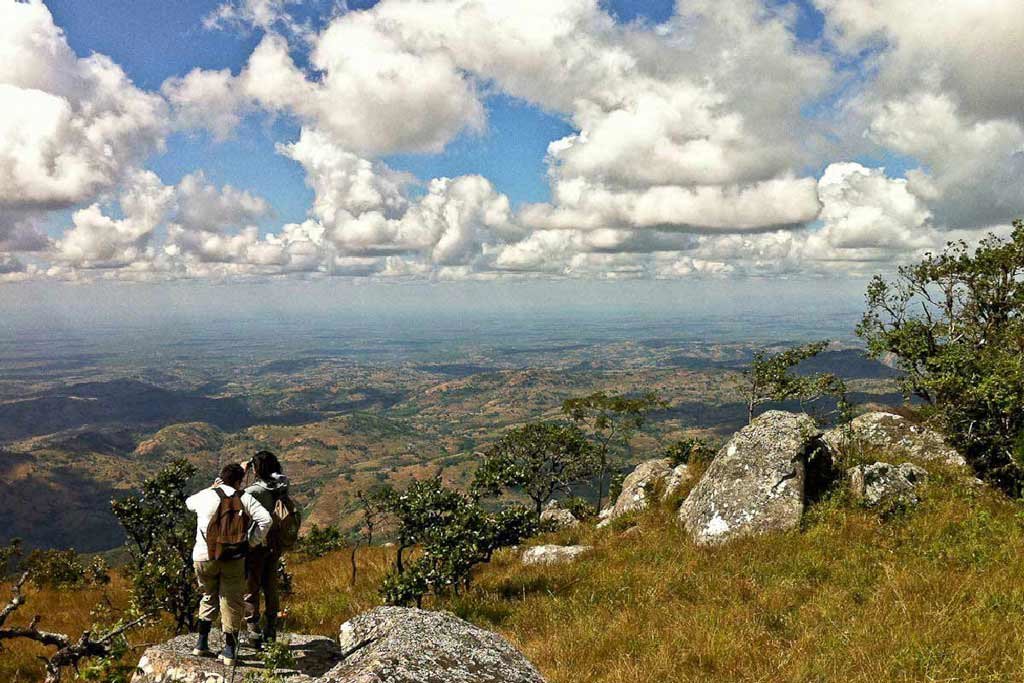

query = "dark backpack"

[
  {"left": 205, "top": 488, "right": 251, "bottom": 561},
  {"left": 267, "top": 491, "right": 301, "bottom": 553}
]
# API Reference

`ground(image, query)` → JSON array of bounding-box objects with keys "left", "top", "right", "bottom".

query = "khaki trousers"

[
  {"left": 194, "top": 558, "right": 245, "bottom": 633},
  {"left": 244, "top": 546, "right": 281, "bottom": 628}
]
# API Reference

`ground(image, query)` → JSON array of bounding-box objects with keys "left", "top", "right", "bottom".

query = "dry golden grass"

[{"left": 4, "top": 467, "right": 1024, "bottom": 682}]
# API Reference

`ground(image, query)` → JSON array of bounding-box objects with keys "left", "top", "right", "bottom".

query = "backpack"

[
  {"left": 205, "top": 488, "right": 251, "bottom": 561},
  {"left": 267, "top": 491, "right": 301, "bottom": 553}
]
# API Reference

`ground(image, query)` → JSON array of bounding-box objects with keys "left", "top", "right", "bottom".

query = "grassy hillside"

[{"left": 3, "top": 458, "right": 1023, "bottom": 682}]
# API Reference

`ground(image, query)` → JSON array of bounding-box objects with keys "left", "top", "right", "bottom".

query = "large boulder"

[
  {"left": 678, "top": 411, "right": 820, "bottom": 546},
  {"left": 597, "top": 458, "right": 691, "bottom": 527},
  {"left": 823, "top": 411, "right": 966, "bottom": 467},
  {"left": 132, "top": 631, "right": 341, "bottom": 682},
  {"left": 848, "top": 461, "right": 928, "bottom": 509},
  {"left": 521, "top": 544, "right": 593, "bottom": 566},
  {"left": 331, "top": 606, "right": 546, "bottom": 682},
  {"left": 539, "top": 500, "right": 579, "bottom": 529}
]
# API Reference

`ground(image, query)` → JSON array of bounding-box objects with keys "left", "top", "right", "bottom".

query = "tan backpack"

[
  {"left": 267, "top": 492, "right": 301, "bottom": 553},
  {"left": 205, "top": 489, "right": 251, "bottom": 561}
]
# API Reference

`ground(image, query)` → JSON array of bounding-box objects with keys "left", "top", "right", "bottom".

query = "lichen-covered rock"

[
  {"left": 521, "top": 544, "right": 593, "bottom": 566},
  {"left": 132, "top": 631, "right": 340, "bottom": 682},
  {"left": 539, "top": 500, "right": 579, "bottom": 529},
  {"left": 328, "top": 606, "right": 546, "bottom": 683},
  {"left": 597, "top": 458, "right": 691, "bottom": 527},
  {"left": 678, "top": 411, "right": 820, "bottom": 546},
  {"left": 823, "top": 412, "right": 966, "bottom": 467},
  {"left": 848, "top": 461, "right": 928, "bottom": 509}
]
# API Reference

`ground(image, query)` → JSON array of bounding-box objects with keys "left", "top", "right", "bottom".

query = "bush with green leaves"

[
  {"left": 562, "top": 496, "right": 597, "bottom": 521},
  {"left": 562, "top": 392, "right": 664, "bottom": 511},
  {"left": 22, "top": 549, "right": 109, "bottom": 589},
  {"left": 377, "top": 476, "right": 536, "bottom": 607},
  {"left": 473, "top": 421, "right": 598, "bottom": 518},
  {"left": 858, "top": 221, "right": 1024, "bottom": 490},
  {"left": 743, "top": 341, "right": 847, "bottom": 423},
  {"left": 244, "top": 638, "right": 296, "bottom": 683},
  {"left": 663, "top": 437, "right": 712, "bottom": 467},
  {"left": 297, "top": 524, "right": 345, "bottom": 558},
  {"left": 111, "top": 459, "right": 200, "bottom": 632}
]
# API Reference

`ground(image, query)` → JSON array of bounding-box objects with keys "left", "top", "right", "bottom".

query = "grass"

[{"left": 4, "top": 465, "right": 1024, "bottom": 682}]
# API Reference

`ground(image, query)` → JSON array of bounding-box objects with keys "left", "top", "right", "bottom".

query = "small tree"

[
  {"left": 0, "top": 542, "right": 151, "bottom": 683},
  {"left": 473, "top": 421, "right": 598, "bottom": 518},
  {"left": 350, "top": 489, "right": 387, "bottom": 586},
  {"left": 857, "top": 222, "right": 1024, "bottom": 488},
  {"left": 111, "top": 459, "right": 199, "bottom": 633},
  {"left": 743, "top": 341, "right": 847, "bottom": 423},
  {"left": 377, "top": 477, "right": 535, "bottom": 607},
  {"left": 562, "top": 391, "right": 664, "bottom": 511}
]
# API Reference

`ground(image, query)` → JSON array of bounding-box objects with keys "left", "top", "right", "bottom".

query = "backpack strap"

[{"left": 214, "top": 487, "right": 227, "bottom": 500}]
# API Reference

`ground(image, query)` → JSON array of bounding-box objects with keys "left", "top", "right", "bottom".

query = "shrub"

[
  {"left": 22, "top": 549, "right": 109, "bottom": 589},
  {"left": 858, "top": 221, "right": 1024, "bottom": 490},
  {"left": 743, "top": 341, "right": 847, "bottom": 423},
  {"left": 111, "top": 459, "right": 200, "bottom": 632},
  {"left": 298, "top": 524, "right": 345, "bottom": 558},
  {"left": 663, "top": 437, "right": 711, "bottom": 466},
  {"left": 563, "top": 496, "right": 597, "bottom": 521}
]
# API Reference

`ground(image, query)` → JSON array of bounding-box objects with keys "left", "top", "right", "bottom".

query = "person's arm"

[{"left": 242, "top": 493, "right": 272, "bottom": 545}]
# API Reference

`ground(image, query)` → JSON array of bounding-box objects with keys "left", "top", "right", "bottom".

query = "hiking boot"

[
  {"left": 263, "top": 617, "right": 277, "bottom": 645},
  {"left": 191, "top": 620, "right": 213, "bottom": 657},
  {"left": 220, "top": 631, "right": 238, "bottom": 666},
  {"left": 245, "top": 622, "right": 264, "bottom": 650}
]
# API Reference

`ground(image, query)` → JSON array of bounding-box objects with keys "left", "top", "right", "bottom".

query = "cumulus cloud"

[
  {"left": 162, "top": 68, "right": 253, "bottom": 141},
  {"left": 0, "top": 1, "right": 167, "bottom": 210}
]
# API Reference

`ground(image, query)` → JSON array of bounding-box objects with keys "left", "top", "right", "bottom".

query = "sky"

[{"left": 0, "top": 0, "right": 1022, "bottom": 320}]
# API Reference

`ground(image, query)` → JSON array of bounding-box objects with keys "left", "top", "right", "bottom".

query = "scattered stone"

[
  {"left": 132, "top": 630, "right": 340, "bottom": 683},
  {"left": 521, "top": 544, "right": 593, "bottom": 566},
  {"left": 848, "top": 461, "right": 928, "bottom": 509},
  {"left": 823, "top": 411, "right": 966, "bottom": 467},
  {"left": 678, "top": 411, "right": 821, "bottom": 546},
  {"left": 597, "top": 458, "right": 691, "bottom": 527},
  {"left": 539, "top": 500, "right": 579, "bottom": 529},
  {"left": 331, "top": 606, "right": 546, "bottom": 683}
]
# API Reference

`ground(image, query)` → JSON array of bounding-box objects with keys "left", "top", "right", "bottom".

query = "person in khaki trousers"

[{"left": 186, "top": 463, "right": 271, "bottom": 665}]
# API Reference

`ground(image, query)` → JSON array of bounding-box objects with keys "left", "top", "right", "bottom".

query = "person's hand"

[{"left": 211, "top": 477, "right": 223, "bottom": 489}]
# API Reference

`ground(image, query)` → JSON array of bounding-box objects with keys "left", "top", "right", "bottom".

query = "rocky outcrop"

[
  {"left": 135, "top": 610, "right": 547, "bottom": 683},
  {"left": 823, "top": 412, "right": 966, "bottom": 467},
  {"left": 332, "top": 606, "right": 546, "bottom": 682},
  {"left": 521, "top": 544, "right": 593, "bottom": 566},
  {"left": 597, "top": 458, "right": 691, "bottom": 527},
  {"left": 678, "top": 411, "right": 820, "bottom": 546},
  {"left": 539, "top": 500, "right": 579, "bottom": 529},
  {"left": 132, "top": 631, "right": 341, "bottom": 682},
  {"left": 848, "top": 462, "right": 928, "bottom": 509}
]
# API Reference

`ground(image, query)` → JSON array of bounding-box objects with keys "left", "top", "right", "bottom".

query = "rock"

[
  {"left": 521, "top": 544, "right": 593, "bottom": 566},
  {"left": 597, "top": 458, "right": 691, "bottom": 527},
  {"left": 331, "top": 606, "right": 546, "bottom": 683},
  {"left": 848, "top": 461, "right": 928, "bottom": 509},
  {"left": 132, "top": 630, "right": 341, "bottom": 682},
  {"left": 539, "top": 500, "right": 579, "bottom": 529},
  {"left": 823, "top": 411, "right": 966, "bottom": 467},
  {"left": 678, "top": 411, "right": 820, "bottom": 546}
]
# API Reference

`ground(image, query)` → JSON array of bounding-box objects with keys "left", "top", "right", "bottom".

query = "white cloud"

[
  {"left": 0, "top": 1, "right": 167, "bottom": 210},
  {"left": 162, "top": 68, "right": 253, "bottom": 141}
]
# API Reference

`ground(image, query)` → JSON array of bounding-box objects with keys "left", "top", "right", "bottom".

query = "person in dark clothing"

[{"left": 243, "top": 451, "right": 289, "bottom": 647}]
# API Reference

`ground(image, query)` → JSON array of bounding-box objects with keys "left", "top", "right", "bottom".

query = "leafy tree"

[
  {"left": 297, "top": 524, "right": 345, "bottom": 558},
  {"left": 473, "top": 421, "right": 598, "bottom": 518},
  {"left": 857, "top": 222, "right": 1024, "bottom": 488},
  {"left": 663, "top": 437, "right": 711, "bottom": 467},
  {"left": 111, "top": 459, "right": 200, "bottom": 633},
  {"left": 22, "top": 549, "right": 109, "bottom": 589},
  {"left": 377, "top": 476, "right": 536, "bottom": 607},
  {"left": 562, "top": 391, "right": 664, "bottom": 511},
  {"left": 743, "top": 341, "right": 847, "bottom": 423}
]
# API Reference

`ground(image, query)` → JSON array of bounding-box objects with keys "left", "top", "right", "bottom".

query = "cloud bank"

[{"left": 2, "top": 0, "right": 1022, "bottom": 284}]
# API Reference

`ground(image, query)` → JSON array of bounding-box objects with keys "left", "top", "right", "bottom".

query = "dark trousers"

[{"left": 244, "top": 546, "right": 280, "bottom": 628}]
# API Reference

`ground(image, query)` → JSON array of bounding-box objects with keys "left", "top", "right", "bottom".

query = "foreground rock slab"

[
  {"left": 678, "top": 411, "right": 820, "bottom": 546},
  {"left": 823, "top": 411, "right": 966, "bottom": 467},
  {"left": 598, "top": 458, "right": 690, "bottom": 527},
  {"left": 332, "top": 606, "right": 546, "bottom": 682},
  {"left": 848, "top": 461, "right": 928, "bottom": 509},
  {"left": 521, "top": 544, "right": 593, "bottom": 566},
  {"left": 132, "top": 631, "right": 340, "bottom": 682}
]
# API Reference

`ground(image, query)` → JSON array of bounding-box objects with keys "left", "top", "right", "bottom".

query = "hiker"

[
  {"left": 186, "top": 463, "right": 272, "bottom": 666},
  {"left": 242, "top": 450, "right": 300, "bottom": 648}
]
